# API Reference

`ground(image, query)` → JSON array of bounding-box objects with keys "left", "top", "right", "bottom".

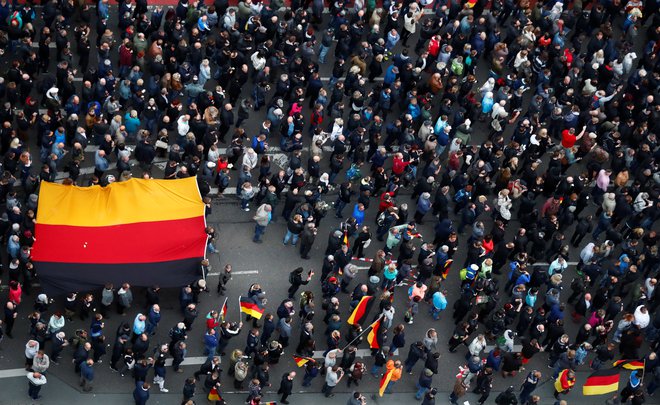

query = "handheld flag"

[
  {"left": 220, "top": 298, "right": 228, "bottom": 321},
  {"left": 293, "top": 355, "right": 313, "bottom": 367},
  {"left": 379, "top": 368, "right": 394, "bottom": 397},
  {"left": 207, "top": 387, "right": 221, "bottom": 401},
  {"left": 613, "top": 359, "right": 645, "bottom": 370},
  {"left": 239, "top": 296, "right": 264, "bottom": 320},
  {"left": 441, "top": 259, "right": 453, "bottom": 279},
  {"left": 367, "top": 317, "right": 382, "bottom": 349},
  {"left": 347, "top": 296, "right": 373, "bottom": 325},
  {"left": 583, "top": 368, "right": 620, "bottom": 395}
]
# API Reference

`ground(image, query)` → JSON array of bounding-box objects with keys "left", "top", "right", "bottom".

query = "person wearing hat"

[{"left": 620, "top": 370, "right": 642, "bottom": 401}]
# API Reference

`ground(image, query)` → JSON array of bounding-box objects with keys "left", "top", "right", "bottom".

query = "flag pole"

[
  {"left": 238, "top": 295, "right": 243, "bottom": 321},
  {"left": 221, "top": 297, "right": 228, "bottom": 321},
  {"left": 641, "top": 358, "right": 647, "bottom": 381},
  {"left": 341, "top": 314, "right": 383, "bottom": 351}
]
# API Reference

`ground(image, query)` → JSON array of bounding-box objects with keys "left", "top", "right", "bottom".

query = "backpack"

[
  {"left": 377, "top": 211, "right": 386, "bottom": 227},
  {"left": 453, "top": 189, "right": 468, "bottom": 203},
  {"left": 451, "top": 59, "right": 464, "bottom": 76}
]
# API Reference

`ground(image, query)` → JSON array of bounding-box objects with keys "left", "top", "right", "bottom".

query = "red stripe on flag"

[{"left": 32, "top": 217, "right": 207, "bottom": 264}]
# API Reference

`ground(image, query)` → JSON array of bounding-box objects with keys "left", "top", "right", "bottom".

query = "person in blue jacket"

[{"left": 133, "top": 381, "right": 150, "bottom": 405}]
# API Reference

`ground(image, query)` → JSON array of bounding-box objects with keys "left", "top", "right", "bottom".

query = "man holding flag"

[{"left": 380, "top": 359, "right": 403, "bottom": 395}]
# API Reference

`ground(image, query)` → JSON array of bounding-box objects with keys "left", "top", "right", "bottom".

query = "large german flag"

[
  {"left": 613, "top": 359, "right": 645, "bottom": 370},
  {"left": 347, "top": 296, "right": 373, "bottom": 325},
  {"left": 32, "top": 178, "right": 207, "bottom": 294},
  {"left": 367, "top": 317, "right": 382, "bottom": 349},
  {"left": 379, "top": 368, "right": 394, "bottom": 396},
  {"left": 240, "top": 296, "right": 265, "bottom": 319},
  {"left": 583, "top": 368, "right": 620, "bottom": 395}
]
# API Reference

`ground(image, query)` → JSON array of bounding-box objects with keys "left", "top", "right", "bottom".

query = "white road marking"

[
  {"left": 0, "top": 369, "right": 28, "bottom": 378},
  {"left": 208, "top": 270, "right": 259, "bottom": 276}
]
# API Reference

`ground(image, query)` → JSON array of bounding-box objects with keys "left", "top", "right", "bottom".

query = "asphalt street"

[{"left": 0, "top": 2, "right": 651, "bottom": 405}]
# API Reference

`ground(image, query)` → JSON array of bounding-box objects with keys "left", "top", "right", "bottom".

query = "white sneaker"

[{"left": 160, "top": 388, "right": 169, "bottom": 392}]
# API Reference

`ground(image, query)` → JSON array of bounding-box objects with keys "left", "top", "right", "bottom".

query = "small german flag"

[
  {"left": 343, "top": 229, "right": 349, "bottom": 248},
  {"left": 293, "top": 355, "right": 313, "bottom": 367},
  {"left": 379, "top": 368, "right": 394, "bottom": 397},
  {"left": 583, "top": 368, "right": 620, "bottom": 395},
  {"left": 613, "top": 359, "right": 645, "bottom": 370},
  {"left": 367, "top": 317, "right": 382, "bottom": 349},
  {"left": 347, "top": 296, "right": 373, "bottom": 325},
  {"left": 239, "top": 296, "right": 264, "bottom": 320},
  {"left": 441, "top": 259, "right": 454, "bottom": 279},
  {"left": 220, "top": 298, "right": 228, "bottom": 321}
]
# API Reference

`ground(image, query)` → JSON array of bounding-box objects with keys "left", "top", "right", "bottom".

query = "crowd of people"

[{"left": 0, "top": 0, "right": 659, "bottom": 403}]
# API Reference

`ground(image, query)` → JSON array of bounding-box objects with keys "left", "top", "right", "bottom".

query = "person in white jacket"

[
  {"left": 495, "top": 189, "right": 513, "bottom": 223},
  {"left": 27, "top": 372, "right": 47, "bottom": 400},
  {"left": 468, "top": 334, "right": 487, "bottom": 358},
  {"left": 25, "top": 340, "right": 39, "bottom": 370}
]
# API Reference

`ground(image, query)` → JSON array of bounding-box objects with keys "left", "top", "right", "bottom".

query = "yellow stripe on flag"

[
  {"left": 583, "top": 381, "right": 619, "bottom": 395},
  {"left": 37, "top": 178, "right": 205, "bottom": 226},
  {"left": 379, "top": 369, "right": 393, "bottom": 397}
]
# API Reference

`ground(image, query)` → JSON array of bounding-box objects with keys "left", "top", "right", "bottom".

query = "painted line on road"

[
  {"left": 0, "top": 368, "right": 28, "bottom": 378},
  {"left": 207, "top": 270, "right": 259, "bottom": 276},
  {"left": 530, "top": 262, "right": 579, "bottom": 266},
  {"left": 484, "top": 344, "right": 523, "bottom": 352}
]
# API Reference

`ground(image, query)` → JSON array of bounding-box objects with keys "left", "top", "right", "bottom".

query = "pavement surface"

[{"left": 0, "top": 2, "right": 653, "bottom": 405}]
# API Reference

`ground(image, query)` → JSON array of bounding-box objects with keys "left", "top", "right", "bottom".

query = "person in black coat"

[
  {"left": 300, "top": 223, "right": 318, "bottom": 260},
  {"left": 287, "top": 267, "right": 312, "bottom": 298},
  {"left": 182, "top": 377, "right": 196, "bottom": 403},
  {"left": 133, "top": 359, "right": 153, "bottom": 383},
  {"left": 277, "top": 371, "right": 295, "bottom": 404},
  {"left": 245, "top": 328, "right": 260, "bottom": 356},
  {"left": 404, "top": 341, "right": 429, "bottom": 373},
  {"left": 424, "top": 351, "right": 440, "bottom": 375},
  {"left": 571, "top": 215, "right": 593, "bottom": 247}
]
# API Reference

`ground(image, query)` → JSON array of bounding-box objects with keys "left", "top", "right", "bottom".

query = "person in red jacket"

[
  {"left": 379, "top": 192, "right": 396, "bottom": 213},
  {"left": 206, "top": 310, "right": 220, "bottom": 330},
  {"left": 392, "top": 153, "right": 411, "bottom": 176}
]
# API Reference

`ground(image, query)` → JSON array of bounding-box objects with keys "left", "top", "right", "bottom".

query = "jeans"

[
  {"left": 430, "top": 307, "right": 444, "bottom": 320},
  {"left": 254, "top": 224, "right": 266, "bottom": 242},
  {"left": 302, "top": 373, "right": 315, "bottom": 386},
  {"left": 384, "top": 380, "right": 395, "bottom": 394},
  {"left": 207, "top": 242, "right": 218, "bottom": 253},
  {"left": 371, "top": 364, "right": 381, "bottom": 376},
  {"left": 283, "top": 230, "right": 299, "bottom": 245},
  {"left": 415, "top": 384, "right": 428, "bottom": 400},
  {"left": 204, "top": 345, "right": 217, "bottom": 361},
  {"left": 318, "top": 45, "right": 330, "bottom": 64},
  {"left": 241, "top": 198, "right": 250, "bottom": 209},
  {"left": 334, "top": 199, "right": 346, "bottom": 217}
]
